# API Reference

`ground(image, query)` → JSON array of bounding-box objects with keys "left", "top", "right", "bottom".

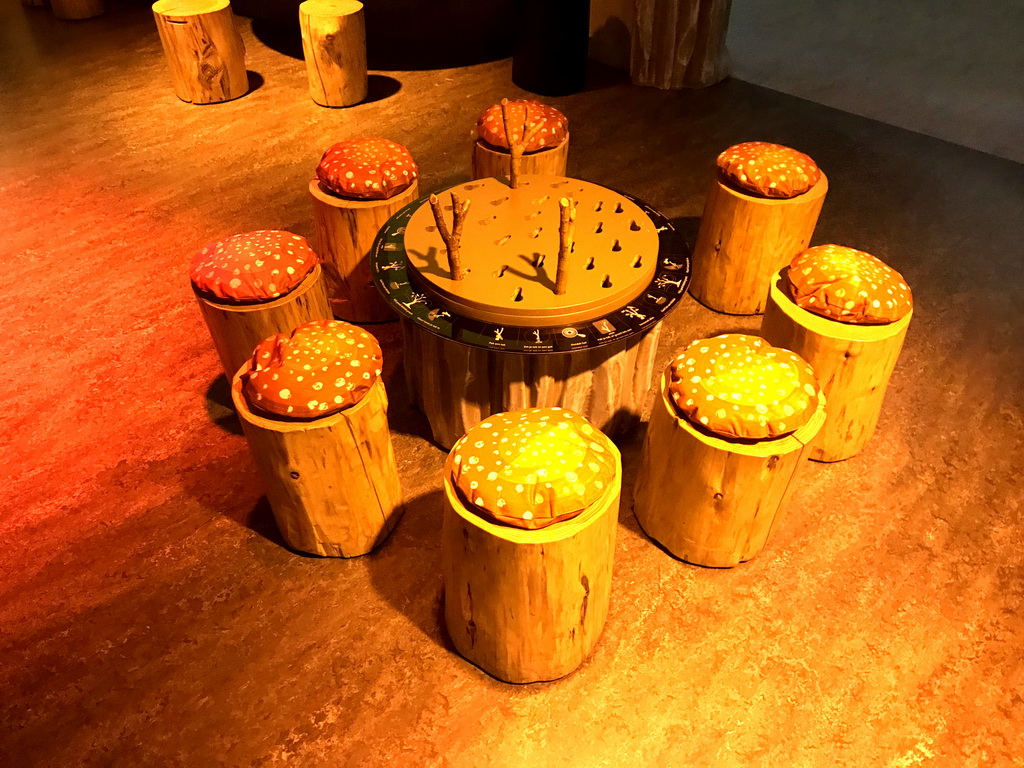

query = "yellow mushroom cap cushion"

[
  {"left": 787, "top": 244, "right": 913, "bottom": 324},
  {"left": 716, "top": 142, "right": 821, "bottom": 199},
  {"left": 242, "top": 319, "right": 383, "bottom": 419},
  {"left": 668, "top": 334, "right": 821, "bottom": 440},
  {"left": 447, "top": 408, "right": 617, "bottom": 530}
]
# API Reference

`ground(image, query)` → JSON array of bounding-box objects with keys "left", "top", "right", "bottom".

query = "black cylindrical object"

[{"left": 512, "top": 0, "right": 591, "bottom": 96}]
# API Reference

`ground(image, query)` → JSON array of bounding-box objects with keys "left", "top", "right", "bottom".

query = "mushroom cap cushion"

[
  {"left": 190, "top": 230, "right": 318, "bottom": 304},
  {"left": 447, "top": 407, "right": 617, "bottom": 530},
  {"left": 316, "top": 137, "right": 418, "bottom": 200},
  {"left": 787, "top": 244, "right": 913, "bottom": 324},
  {"left": 716, "top": 141, "right": 821, "bottom": 199},
  {"left": 476, "top": 99, "right": 568, "bottom": 154},
  {"left": 668, "top": 334, "right": 822, "bottom": 440},
  {"left": 242, "top": 319, "right": 383, "bottom": 419}
]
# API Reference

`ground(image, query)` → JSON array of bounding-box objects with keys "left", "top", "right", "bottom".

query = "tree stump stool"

[
  {"left": 634, "top": 335, "right": 826, "bottom": 567},
  {"left": 152, "top": 0, "right": 248, "bottom": 104},
  {"left": 472, "top": 99, "right": 569, "bottom": 181},
  {"left": 190, "top": 230, "right": 332, "bottom": 381},
  {"left": 690, "top": 142, "right": 828, "bottom": 315},
  {"left": 760, "top": 246, "right": 914, "bottom": 462},
  {"left": 311, "top": 138, "right": 420, "bottom": 322},
  {"left": 442, "top": 408, "right": 620, "bottom": 683},
  {"left": 231, "top": 320, "right": 404, "bottom": 557},
  {"left": 51, "top": 0, "right": 103, "bottom": 18},
  {"left": 299, "top": 0, "right": 368, "bottom": 107}
]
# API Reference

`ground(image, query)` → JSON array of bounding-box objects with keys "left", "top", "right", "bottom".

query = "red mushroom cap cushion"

[
  {"left": 668, "top": 334, "right": 821, "bottom": 440},
  {"left": 242, "top": 319, "right": 383, "bottom": 419},
  {"left": 316, "top": 137, "right": 418, "bottom": 200},
  {"left": 787, "top": 244, "right": 913, "bottom": 324},
  {"left": 190, "top": 230, "right": 317, "bottom": 303},
  {"left": 716, "top": 142, "right": 821, "bottom": 199},
  {"left": 448, "top": 408, "right": 617, "bottom": 530},
  {"left": 476, "top": 100, "right": 568, "bottom": 153}
]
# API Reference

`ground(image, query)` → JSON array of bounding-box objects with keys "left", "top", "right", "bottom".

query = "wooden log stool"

[
  {"left": 442, "top": 407, "right": 620, "bottom": 683},
  {"left": 51, "top": 0, "right": 103, "bottom": 19},
  {"left": 634, "top": 334, "right": 826, "bottom": 567},
  {"left": 472, "top": 99, "right": 569, "bottom": 181},
  {"left": 152, "top": 0, "right": 248, "bottom": 104},
  {"left": 231, "top": 319, "right": 404, "bottom": 557},
  {"left": 690, "top": 142, "right": 828, "bottom": 314},
  {"left": 299, "top": 0, "right": 367, "bottom": 107},
  {"left": 310, "top": 137, "right": 420, "bottom": 322},
  {"left": 190, "top": 230, "right": 332, "bottom": 380},
  {"left": 761, "top": 245, "right": 913, "bottom": 462}
]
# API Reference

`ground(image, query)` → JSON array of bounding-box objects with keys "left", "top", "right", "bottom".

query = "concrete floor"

[{"left": 2, "top": 3, "right": 1023, "bottom": 767}]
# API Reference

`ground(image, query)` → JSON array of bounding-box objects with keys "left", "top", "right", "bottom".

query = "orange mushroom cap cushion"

[
  {"left": 242, "top": 319, "right": 383, "bottom": 419},
  {"left": 716, "top": 141, "right": 821, "bottom": 199},
  {"left": 190, "top": 230, "right": 317, "bottom": 303},
  {"left": 668, "top": 334, "right": 822, "bottom": 440},
  {"left": 787, "top": 244, "right": 913, "bottom": 324},
  {"left": 447, "top": 408, "right": 617, "bottom": 530},
  {"left": 476, "top": 99, "right": 568, "bottom": 153},
  {"left": 316, "top": 137, "right": 418, "bottom": 200}
]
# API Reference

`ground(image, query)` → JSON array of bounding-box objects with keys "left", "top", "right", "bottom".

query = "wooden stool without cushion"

[
  {"left": 51, "top": 0, "right": 103, "bottom": 19},
  {"left": 152, "top": 0, "right": 247, "bottom": 104},
  {"left": 190, "top": 230, "right": 332, "bottom": 380},
  {"left": 634, "top": 334, "right": 826, "bottom": 567},
  {"left": 471, "top": 99, "right": 569, "bottom": 181},
  {"left": 232, "top": 320, "right": 404, "bottom": 557},
  {"left": 310, "top": 137, "right": 419, "bottom": 322},
  {"left": 299, "top": 0, "right": 367, "bottom": 107},
  {"left": 690, "top": 142, "right": 828, "bottom": 315},
  {"left": 442, "top": 407, "right": 620, "bottom": 683},
  {"left": 761, "top": 245, "right": 913, "bottom": 462}
]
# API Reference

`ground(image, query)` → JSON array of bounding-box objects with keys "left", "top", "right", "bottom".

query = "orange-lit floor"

[{"left": 2, "top": 3, "right": 1023, "bottom": 767}]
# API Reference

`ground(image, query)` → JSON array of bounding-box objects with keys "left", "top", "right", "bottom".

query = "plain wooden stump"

[
  {"left": 310, "top": 180, "right": 418, "bottom": 323},
  {"left": 442, "top": 448, "right": 620, "bottom": 683},
  {"left": 194, "top": 263, "right": 332, "bottom": 381},
  {"left": 51, "top": 0, "right": 103, "bottom": 18},
  {"left": 690, "top": 173, "right": 827, "bottom": 315},
  {"left": 633, "top": 372, "right": 826, "bottom": 567},
  {"left": 402, "top": 319, "right": 661, "bottom": 450},
  {"left": 152, "top": 0, "right": 248, "bottom": 104},
  {"left": 299, "top": 0, "right": 367, "bottom": 107},
  {"left": 470, "top": 135, "right": 569, "bottom": 181},
  {"left": 232, "top": 375, "right": 404, "bottom": 557},
  {"left": 760, "top": 272, "right": 912, "bottom": 462}
]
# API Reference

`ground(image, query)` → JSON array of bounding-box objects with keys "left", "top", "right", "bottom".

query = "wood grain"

[
  {"left": 51, "top": 0, "right": 103, "bottom": 18},
  {"left": 442, "top": 452, "right": 620, "bottom": 683},
  {"left": 633, "top": 372, "right": 826, "bottom": 567},
  {"left": 760, "top": 272, "right": 912, "bottom": 462},
  {"left": 403, "top": 319, "right": 661, "bottom": 449},
  {"left": 152, "top": 0, "right": 247, "bottom": 104},
  {"left": 299, "top": 0, "right": 367, "bottom": 107},
  {"left": 631, "top": 0, "right": 731, "bottom": 89},
  {"left": 231, "top": 376, "right": 404, "bottom": 557},
  {"left": 194, "top": 263, "right": 332, "bottom": 381},
  {"left": 689, "top": 173, "right": 827, "bottom": 315},
  {"left": 471, "top": 136, "right": 569, "bottom": 182},
  {"left": 310, "top": 180, "right": 418, "bottom": 323}
]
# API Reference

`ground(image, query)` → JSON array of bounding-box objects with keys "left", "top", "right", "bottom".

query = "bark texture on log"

[
  {"left": 299, "top": 0, "right": 368, "bottom": 107},
  {"left": 470, "top": 136, "right": 569, "bottom": 182},
  {"left": 631, "top": 0, "right": 732, "bottom": 89}
]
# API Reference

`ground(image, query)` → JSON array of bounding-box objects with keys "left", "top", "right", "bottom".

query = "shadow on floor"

[
  {"left": 205, "top": 374, "right": 243, "bottom": 436},
  {"left": 365, "top": 488, "right": 453, "bottom": 650}
]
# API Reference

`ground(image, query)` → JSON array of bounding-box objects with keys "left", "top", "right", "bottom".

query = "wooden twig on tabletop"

[
  {"left": 554, "top": 197, "right": 576, "bottom": 295},
  {"left": 500, "top": 98, "right": 545, "bottom": 189},
  {"left": 429, "top": 192, "right": 471, "bottom": 280}
]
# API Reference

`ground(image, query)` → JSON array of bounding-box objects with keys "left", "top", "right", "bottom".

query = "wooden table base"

[{"left": 402, "top": 319, "right": 661, "bottom": 450}]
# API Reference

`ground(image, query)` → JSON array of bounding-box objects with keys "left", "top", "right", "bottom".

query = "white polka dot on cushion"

[{"left": 189, "top": 230, "right": 317, "bottom": 303}]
